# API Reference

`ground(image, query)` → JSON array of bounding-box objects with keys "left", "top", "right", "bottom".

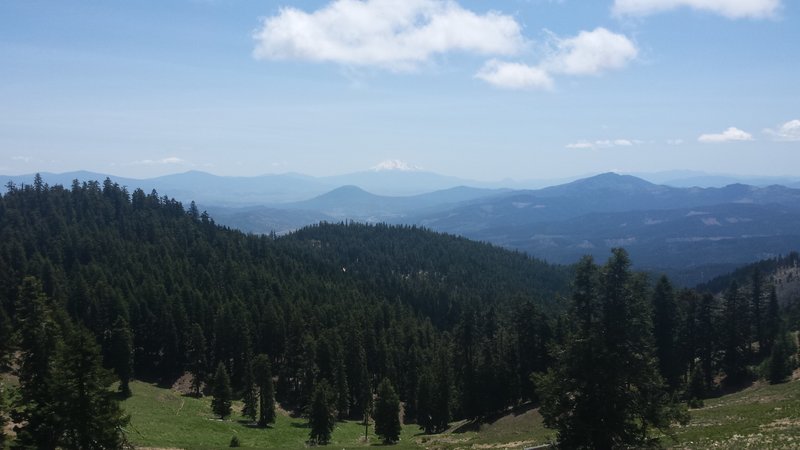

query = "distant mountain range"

[{"left": 4, "top": 169, "right": 800, "bottom": 285}]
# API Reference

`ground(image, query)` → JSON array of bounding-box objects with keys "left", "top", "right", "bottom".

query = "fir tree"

[
  {"left": 187, "top": 323, "right": 208, "bottom": 397},
  {"left": 108, "top": 316, "right": 134, "bottom": 397},
  {"left": 252, "top": 354, "right": 276, "bottom": 427},
  {"left": 308, "top": 379, "right": 336, "bottom": 445},
  {"left": 0, "top": 307, "right": 11, "bottom": 369},
  {"left": 212, "top": 363, "right": 233, "bottom": 420},
  {"left": 768, "top": 330, "right": 797, "bottom": 384},
  {"left": 0, "top": 382, "right": 7, "bottom": 446},
  {"left": 538, "top": 251, "right": 685, "bottom": 450},
  {"left": 652, "top": 275, "right": 681, "bottom": 390},
  {"left": 431, "top": 346, "right": 453, "bottom": 433},
  {"left": 242, "top": 356, "right": 258, "bottom": 423},
  {"left": 12, "top": 277, "right": 66, "bottom": 449},
  {"left": 59, "top": 326, "right": 130, "bottom": 449},
  {"left": 721, "top": 282, "right": 749, "bottom": 385},
  {"left": 374, "top": 378, "right": 402, "bottom": 444},
  {"left": 416, "top": 369, "right": 435, "bottom": 434},
  {"left": 763, "top": 286, "right": 780, "bottom": 356},
  {"left": 751, "top": 269, "right": 764, "bottom": 355}
]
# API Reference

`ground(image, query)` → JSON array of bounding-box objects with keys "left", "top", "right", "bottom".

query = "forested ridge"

[
  {"left": 0, "top": 176, "right": 798, "bottom": 449},
  {"left": 0, "top": 176, "right": 570, "bottom": 445}
]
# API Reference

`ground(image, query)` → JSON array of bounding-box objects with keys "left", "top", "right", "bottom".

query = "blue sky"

[{"left": 0, "top": 0, "right": 798, "bottom": 180}]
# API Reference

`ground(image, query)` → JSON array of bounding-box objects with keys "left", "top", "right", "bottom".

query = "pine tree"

[
  {"left": 374, "top": 378, "right": 402, "bottom": 444},
  {"left": 768, "top": 330, "right": 797, "bottom": 384},
  {"left": 0, "top": 382, "right": 7, "bottom": 446},
  {"left": 187, "top": 323, "right": 208, "bottom": 397},
  {"left": 652, "top": 275, "right": 681, "bottom": 390},
  {"left": 12, "top": 277, "right": 66, "bottom": 449},
  {"left": 242, "top": 356, "right": 258, "bottom": 423},
  {"left": 538, "top": 251, "right": 684, "bottom": 449},
  {"left": 108, "top": 316, "right": 134, "bottom": 397},
  {"left": 763, "top": 285, "right": 780, "bottom": 356},
  {"left": 751, "top": 269, "right": 764, "bottom": 355},
  {"left": 308, "top": 379, "right": 336, "bottom": 445},
  {"left": 416, "top": 369, "right": 435, "bottom": 434},
  {"left": 721, "top": 282, "right": 749, "bottom": 385},
  {"left": 59, "top": 326, "right": 130, "bottom": 449},
  {"left": 212, "top": 363, "right": 233, "bottom": 419},
  {"left": 0, "top": 306, "right": 11, "bottom": 368},
  {"left": 431, "top": 346, "right": 452, "bottom": 433},
  {"left": 13, "top": 278, "right": 129, "bottom": 449},
  {"left": 696, "top": 293, "right": 716, "bottom": 393},
  {"left": 252, "top": 354, "right": 276, "bottom": 427}
]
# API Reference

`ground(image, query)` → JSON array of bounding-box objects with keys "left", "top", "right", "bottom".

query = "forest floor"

[{"left": 115, "top": 374, "right": 799, "bottom": 449}]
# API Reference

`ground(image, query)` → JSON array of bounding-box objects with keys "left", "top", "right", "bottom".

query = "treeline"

[
  {"left": 0, "top": 176, "right": 798, "bottom": 448},
  {"left": 0, "top": 176, "right": 569, "bottom": 445}
]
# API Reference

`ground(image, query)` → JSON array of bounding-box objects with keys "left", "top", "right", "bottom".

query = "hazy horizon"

[{"left": 1, "top": 0, "right": 798, "bottom": 180}]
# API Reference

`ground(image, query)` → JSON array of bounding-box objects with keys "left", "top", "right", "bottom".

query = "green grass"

[
  {"left": 123, "top": 378, "right": 800, "bottom": 449},
  {"left": 667, "top": 378, "right": 800, "bottom": 449},
  {"left": 123, "top": 381, "right": 422, "bottom": 449}
]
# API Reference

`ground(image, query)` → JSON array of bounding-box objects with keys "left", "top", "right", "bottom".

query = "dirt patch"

[
  {"left": 760, "top": 417, "right": 800, "bottom": 431},
  {"left": 472, "top": 440, "right": 538, "bottom": 449},
  {"left": 170, "top": 372, "right": 199, "bottom": 396}
]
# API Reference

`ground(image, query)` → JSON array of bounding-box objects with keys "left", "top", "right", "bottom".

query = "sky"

[{"left": 0, "top": 0, "right": 798, "bottom": 181}]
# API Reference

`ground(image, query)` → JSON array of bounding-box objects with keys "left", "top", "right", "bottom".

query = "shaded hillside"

[{"left": 0, "top": 176, "right": 569, "bottom": 425}]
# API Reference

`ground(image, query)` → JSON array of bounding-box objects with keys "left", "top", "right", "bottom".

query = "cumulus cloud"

[
  {"left": 698, "top": 127, "right": 754, "bottom": 143},
  {"left": 252, "top": 0, "right": 525, "bottom": 71},
  {"left": 764, "top": 119, "right": 800, "bottom": 141},
  {"left": 542, "top": 27, "right": 638, "bottom": 76},
  {"left": 477, "top": 27, "right": 637, "bottom": 89},
  {"left": 612, "top": 0, "right": 781, "bottom": 19},
  {"left": 566, "top": 138, "right": 641, "bottom": 149},
  {"left": 475, "top": 60, "right": 554, "bottom": 90}
]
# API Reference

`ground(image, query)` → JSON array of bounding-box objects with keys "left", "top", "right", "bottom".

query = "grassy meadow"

[{"left": 121, "top": 376, "right": 800, "bottom": 449}]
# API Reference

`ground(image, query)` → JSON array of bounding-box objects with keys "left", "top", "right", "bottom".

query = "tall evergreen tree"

[
  {"left": 59, "top": 326, "right": 130, "bottom": 449},
  {"left": 12, "top": 277, "right": 66, "bottom": 449},
  {"left": 416, "top": 368, "right": 436, "bottom": 434},
  {"left": 211, "top": 363, "right": 233, "bottom": 420},
  {"left": 187, "top": 323, "right": 208, "bottom": 397},
  {"left": 308, "top": 379, "right": 336, "bottom": 445},
  {"left": 652, "top": 275, "right": 681, "bottom": 390},
  {"left": 0, "top": 306, "right": 11, "bottom": 369},
  {"left": 108, "top": 316, "right": 134, "bottom": 397},
  {"left": 763, "top": 285, "right": 780, "bottom": 356},
  {"left": 696, "top": 293, "right": 716, "bottom": 393},
  {"left": 768, "top": 330, "right": 797, "bottom": 384},
  {"left": 242, "top": 355, "right": 258, "bottom": 423},
  {"left": 374, "top": 378, "right": 402, "bottom": 444},
  {"left": 0, "top": 382, "right": 7, "bottom": 446},
  {"left": 431, "top": 346, "right": 452, "bottom": 433},
  {"left": 537, "top": 251, "right": 684, "bottom": 450},
  {"left": 721, "top": 282, "right": 749, "bottom": 385},
  {"left": 751, "top": 269, "right": 764, "bottom": 355},
  {"left": 252, "top": 354, "right": 276, "bottom": 427}
]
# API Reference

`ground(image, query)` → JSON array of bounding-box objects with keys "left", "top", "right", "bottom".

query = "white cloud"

[
  {"left": 698, "top": 127, "right": 754, "bottom": 143},
  {"left": 566, "top": 138, "right": 641, "bottom": 149},
  {"left": 371, "top": 159, "right": 422, "bottom": 171},
  {"left": 543, "top": 27, "right": 638, "bottom": 76},
  {"left": 667, "top": 139, "right": 685, "bottom": 145},
  {"left": 133, "top": 157, "right": 187, "bottom": 165},
  {"left": 252, "top": 0, "right": 525, "bottom": 71},
  {"left": 764, "top": 119, "right": 800, "bottom": 141},
  {"left": 475, "top": 60, "right": 554, "bottom": 90},
  {"left": 477, "top": 27, "right": 637, "bottom": 90},
  {"left": 612, "top": 0, "right": 781, "bottom": 19}
]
